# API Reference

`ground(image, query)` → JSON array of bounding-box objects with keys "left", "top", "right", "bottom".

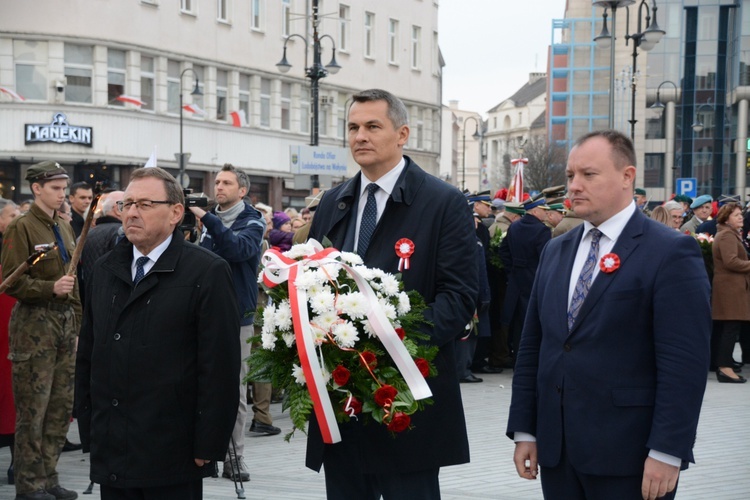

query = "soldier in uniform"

[{"left": 1, "top": 161, "right": 81, "bottom": 500}]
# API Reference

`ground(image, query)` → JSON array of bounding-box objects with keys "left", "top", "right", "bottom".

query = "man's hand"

[
  {"left": 189, "top": 207, "right": 206, "bottom": 219},
  {"left": 194, "top": 458, "right": 211, "bottom": 467},
  {"left": 53, "top": 275, "right": 76, "bottom": 296},
  {"left": 513, "top": 441, "right": 539, "bottom": 480},
  {"left": 641, "top": 457, "right": 679, "bottom": 500}
]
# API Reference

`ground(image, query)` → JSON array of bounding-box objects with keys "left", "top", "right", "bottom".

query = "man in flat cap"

[
  {"left": 681, "top": 195, "right": 713, "bottom": 234},
  {"left": 2, "top": 161, "right": 80, "bottom": 500},
  {"left": 634, "top": 188, "right": 651, "bottom": 216}
]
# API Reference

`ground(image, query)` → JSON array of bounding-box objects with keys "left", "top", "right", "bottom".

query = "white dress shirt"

[
  {"left": 353, "top": 158, "right": 405, "bottom": 253},
  {"left": 131, "top": 234, "right": 173, "bottom": 282}
]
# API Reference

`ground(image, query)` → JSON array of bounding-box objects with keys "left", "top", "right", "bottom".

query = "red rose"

[
  {"left": 332, "top": 365, "right": 350, "bottom": 386},
  {"left": 395, "top": 327, "right": 406, "bottom": 340},
  {"left": 343, "top": 397, "right": 362, "bottom": 415},
  {"left": 387, "top": 412, "right": 411, "bottom": 433},
  {"left": 374, "top": 384, "right": 398, "bottom": 407},
  {"left": 415, "top": 358, "right": 430, "bottom": 378},
  {"left": 360, "top": 351, "right": 378, "bottom": 369}
]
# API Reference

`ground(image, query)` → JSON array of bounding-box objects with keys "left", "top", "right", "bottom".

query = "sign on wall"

[
  {"left": 25, "top": 113, "right": 93, "bottom": 148},
  {"left": 290, "top": 146, "right": 348, "bottom": 176}
]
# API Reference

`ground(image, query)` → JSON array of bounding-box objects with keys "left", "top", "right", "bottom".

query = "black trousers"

[
  {"left": 100, "top": 480, "right": 203, "bottom": 500},
  {"left": 716, "top": 320, "right": 742, "bottom": 367}
]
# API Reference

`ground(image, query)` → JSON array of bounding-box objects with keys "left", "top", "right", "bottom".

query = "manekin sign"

[{"left": 25, "top": 113, "right": 93, "bottom": 148}]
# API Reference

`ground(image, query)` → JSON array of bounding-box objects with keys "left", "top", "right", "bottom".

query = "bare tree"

[{"left": 521, "top": 137, "right": 567, "bottom": 192}]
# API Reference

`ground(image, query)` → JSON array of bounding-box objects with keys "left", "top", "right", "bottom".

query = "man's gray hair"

[
  {"left": 663, "top": 200, "right": 683, "bottom": 212},
  {"left": 351, "top": 89, "right": 409, "bottom": 128},
  {"left": 100, "top": 191, "right": 124, "bottom": 216},
  {"left": 0, "top": 198, "right": 17, "bottom": 211},
  {"left": 220, "top": 163, "right": 250, "bottom": 191}
]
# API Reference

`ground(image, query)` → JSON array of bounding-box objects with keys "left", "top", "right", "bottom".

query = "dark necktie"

[
  {"left": 357, "top": 184, "right": 379, "bottom": 256},
  {"left": 52, "top": 224, "right": 69, "bottom": 264},
  {"left": 133, "top": 256, "right": 150, "bottom": 285},
  {"left": 567, "top": 228, "right": 603, "bottom": 331}
]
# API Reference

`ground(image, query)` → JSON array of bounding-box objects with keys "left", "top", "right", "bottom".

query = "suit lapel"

[
  {"left": 568, "top": 210, "right": 645, "bottom": 335},
  {"left": 556, "top": 225, "right": 583, "bottom": 335}
]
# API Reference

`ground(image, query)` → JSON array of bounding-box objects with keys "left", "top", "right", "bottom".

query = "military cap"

[
  {"left": 26, "top": 161, "right": 69, "bottom": 183},
  {"left": 522, "top": 196, "right": 547, "bottom": 210},
  {"left": 504, "top": 202, "right": 526, "bottom": 216},
  {"left": 466, "top": 190, "right": 492, "bottom": 206},
  {"left": 491, "top": 199, "right": 505, "bottom": 211},
  {"left": 541, "top": 185, "right": 566, "bottom": 199},
  {"left": 635, "top": 188, "right": 647, "bottom": 196},
  {"left": 690, "top": 194, "right": 713, "bottom": 209},
  {"left": 673, "top": 194, "right": 693, "bottom": 205},
  {"left": 543, "top": 203, "right": 566, "bottom": 212},
  {"left": 305, "top": 189, "right": 327, "bottom": 212},
  {"left": 718, "top": 194, "right": 741, "bottom": 206}
]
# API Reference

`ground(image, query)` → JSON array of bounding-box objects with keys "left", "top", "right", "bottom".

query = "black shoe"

[
  {"left": 732, "top": 361, "right": 743, "bottom": 372},
  {"left": 61, "top": 440, "right": 82, "bottom": 452},
  {"left": 716, "top": 370, "right": 747, "bottom": 384},
  {"left": 249, "top": 420, "right": 281, "bottom": 436},
  {"left": 477, "top": 365, "right": 504, "bottom": 374},
  {"left": 45, "top": 485, "right": 78, "bottom": 500},
  {"left": 14, "top": 490, "right": 55, "bottom": 500},
  {"left": 459, "top": 374, "right": 483, "bottom": 383},
  {"left": 8, "top": 463, "right": 13, "bottom": 485}
]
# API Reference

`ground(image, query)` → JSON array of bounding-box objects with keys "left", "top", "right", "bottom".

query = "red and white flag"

[
  {"left": 116, "top": 95, "right": 145, "bottom": 107},
  {"left": 230, "top": 109, "right": 247, "bottom": 128},
  {"left": 182, "top": 103, "right": 205, "bottom": 116},
  {"left": 0, "top": 87, "right": 25, "bottom": 101},
  {"left": 506, "top": 158, "right": 528, "bottom": 203}
]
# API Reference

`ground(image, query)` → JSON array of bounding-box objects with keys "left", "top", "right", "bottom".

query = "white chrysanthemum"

[
  {"left": 332, "top": 321, "right": 360, "bottom": 348},
  {"left": 397, "top": 292, "right": 411, "bottom": 315},
  {"left": 275, "top": 300, "right": 292, "bottom": 331},
  {"left": 261, "top": 332, "right": 276, "bottom": 350},
  {"left": 371, "top": 268, "right": 386, "bottom": 280},
  {"left": 309, "top": 290, "right": 336, "bottom": 315},
  {"left": 292, "top": 364, "right": 306, "bottom": 385},
  {"left": 293, "top": 269, "right": 319, "bottom": 290},
  {"left": 313, "top": 310, "right": 340, "bottom": 331},
  {"left": 311, "top": 325, "right": 328, "bottom": 345},
  {"left": 339, "top": 251, "right": 363, "bottom": 266},
  {"left": 379, "top": 300, "right": 397, "bottom": 320},
  {"left": 282, "top": 332, "right": 296, "bottom": 348},
  {"left": 338, "top": 292, "right": 369, "bottom": 320},
  {"left": 284, "top": 243, "right": 316, "bottom": 259},
  {"left": 362, "top": 319, "right": 376, "bottom": 338},
  {"left": 318, "top": 262, "right": 342, "bottom": 279},
  {"left": 321, "top": 367, "right": 331, "bottom": 384},
  {"left": 262, "top": 305, "right": 277, "bottom": 331},
  {"left": 353, "top": 265, "right": 374, "bottom": 281},
  {"left": 380, "top": 274, "right": 400, "bottom": 296}
]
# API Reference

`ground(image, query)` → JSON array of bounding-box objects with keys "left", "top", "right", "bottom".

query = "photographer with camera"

[{"left": 189, "top": 164, "right": 266, "bottom": 482}]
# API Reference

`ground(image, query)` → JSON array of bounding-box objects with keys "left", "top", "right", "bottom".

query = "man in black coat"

[
  {"left": 76, "top": 167, "right": 239, "bottom": 500},
  {"left": 307, "top": 89, "right": 478, "bottom": 499},
  {"left": 79, "top": 191, "right": 124, "bottom": 296}
]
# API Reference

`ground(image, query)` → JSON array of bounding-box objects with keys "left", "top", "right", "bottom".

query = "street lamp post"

[
  {"left": 461, "top": 116, "right": 481, "bottom": 191},
  {"left": 691, "top": 98, "right": 714, "bottom": 134},
  {"left": 649, "top": 80, "right": 679, "bottom": 194},
  {"left": 178, "top": 68, "right": 202, "bottom": 188},
  {"left": 593, "top": 0, "right": 665, "bottom": 134}
]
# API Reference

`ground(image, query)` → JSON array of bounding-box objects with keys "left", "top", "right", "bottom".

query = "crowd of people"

[{"left": 0, "top": 88, "right": 744, "bottom": 500}]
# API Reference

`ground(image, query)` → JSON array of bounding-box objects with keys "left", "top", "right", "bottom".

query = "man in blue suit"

[{"left": 507, "top": 130, "right": 711, "bottom": 500}]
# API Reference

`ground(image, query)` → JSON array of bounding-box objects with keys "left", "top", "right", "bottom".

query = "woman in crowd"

[
  {"left": 650, "top": 206, "right": 671, "bottom": 227},
  {"left": 711, "top": 202, "right": 749, "bottom": 383},
  {"left": 268, "top": 211, "right": 294, "bottom": 252}
]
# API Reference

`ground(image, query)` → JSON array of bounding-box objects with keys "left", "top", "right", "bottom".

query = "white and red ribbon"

[
  {"left": 261, "top": 240, "right": 432, "bottom": 444},
  {"left": 394, "top": 238, "right": 415, "bottom": 272},
  {"left": 510, "top": 157, "right": 529, "bottom": 166}
]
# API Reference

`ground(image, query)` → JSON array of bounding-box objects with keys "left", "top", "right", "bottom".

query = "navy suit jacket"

[
  {"left": 306, "top": 156, "right": 478, "bottom": 474},
  {"left": 507, "top": 209, "right": 711, "bottom": 476}
]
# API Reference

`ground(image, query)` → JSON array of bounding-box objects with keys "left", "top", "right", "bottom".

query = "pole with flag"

[
  {"left": 0, "top": 87, "right": 25, "bottom": 101},
  {"left": 506, "top": 158, "right": 527, "bottom": 203},
  {"left": 229, "top": 110, "right": 247, "bottom": 128}
]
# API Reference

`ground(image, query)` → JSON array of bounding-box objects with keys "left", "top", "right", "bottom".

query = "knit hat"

[{"left": 272, "top": 211, "right": 291, "bottom": 229}]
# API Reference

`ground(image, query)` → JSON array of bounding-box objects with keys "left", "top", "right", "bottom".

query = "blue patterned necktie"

[
  {"left": 567, "top": 228, "right": 603, "bottom": 331},
  {"left": 133, "top": 256, "right": 150, "bottom": 286},
  {"left": 52, "top": 224, "right": 69, "bottom": 264},
  {"left": 357, "top": 183, "right": 379, "bottom": 256}
]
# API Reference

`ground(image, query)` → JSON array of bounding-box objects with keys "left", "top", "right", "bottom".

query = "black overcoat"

[
  {"left": 306, "top": 156, "right": 478, "bottom": 474},
  {"left": 76, "top": 229, "right": 240, "bottom": 489}
]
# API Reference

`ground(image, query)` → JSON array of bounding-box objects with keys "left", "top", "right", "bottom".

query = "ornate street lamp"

[{"left": 178, "top": 68, "right": 202, "bottom": 188}]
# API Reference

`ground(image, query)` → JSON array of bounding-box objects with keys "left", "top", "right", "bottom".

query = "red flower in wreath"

[
  {"left": 599, "top": 253, "right": 620, "bottom": 274},
  {"left": 415, "top": 358, "right": 430, "bottom": 378},
  {"left": 374, "top": 384, "right": 398, "bottom": 407},
  {"left": 360, "top": 351, "right": 378, "bottom": 369},
  {"left": 386, "top": 412, "right": 411, "bottom": 433},
  {"left": 332, "top": 365, "right": 350, "bottom": 386},
  {"left": 395, "top": 327, "right": 406, "bottom": 340},
  {"left": 343, "top": 396, "right": 362, "bottom": 416}
]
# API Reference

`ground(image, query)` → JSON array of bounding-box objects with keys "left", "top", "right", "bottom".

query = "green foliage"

[{"left": 488, "top": 228, "right": 504, "bottom": 270}]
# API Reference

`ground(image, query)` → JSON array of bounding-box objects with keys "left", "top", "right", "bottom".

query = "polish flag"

[
  {"left": 182, "top": 103, "right": 206, "bottom": 115},
  {"left": 506, "top": 158, "right": 527, "bottom": 203},
  {"left": 0, "top": 87, "right": 25, "bottom": 101},
  {"left": 230, "top": 109, "right": 247, "bottom": 128},
  {"left": 116, "top": 95, "right": 145, "bottom": 106}
]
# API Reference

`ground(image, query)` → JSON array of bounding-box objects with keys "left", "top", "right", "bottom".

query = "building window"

[
  {"left": 300, "top": 89, "right": 310, "bottom": 134},
  {"left": 140, "top": 56, "right": 155, "bottom": 111},
  {"left": 282, "top": 0, "right": 291, "bottom": 36},
  {"left": 107, "top": 49, "right": 126, "bottom": 106},
  {"left": 281, "top": 82, "right": 291, "bottom": 130},
  {"left": 364, "top": 12, "right": 374, "bottom": 58},
  {"left": 644, "top": 153, "right": 665, "bottom": 188},
  {"left": 13, "top": 40, "right": 47, "bottom": 101},
  {"left": 337, "top": 95, "right": 348, "bottom": 139},
  {"left": 239, "top": 74, "right": 250, "bottom": 126},
  {"left": 411, "top": 26, "right": 421, "bottom": 70},
  {"left": 216, "top": 70, "right": 228, "bottom": 121},
  {"left": 217, "top": 0, "right": 229, "bottom": 22},
  {"left": 167, "top": 60, "right": 180, "bottom": 114},
  {"left": 388, "top": 19, "right": 399, "bottom": 64},
  {"left": 251, "top": 0, "right": 263, "bottom": 30},
  {"left": 339, "top": 4, "right": 350, "bottom": 52},
  {"left": 260, "top": 77, "right": 271, "bottom": 127},
  {"left": 415, "top": 109, "right": 424, "bottom": 149},
  {"left": 64, "top": 43, "right": 93, "bottom": 104},
  {"left": 320, "top": 105, "right": 329, "bottom": 137},
  {"left": 181, "top": 0, "right": 194, "bottom": 14}
]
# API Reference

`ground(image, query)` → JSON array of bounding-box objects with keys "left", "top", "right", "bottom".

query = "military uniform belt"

[{"left": 24, "top": 301, "right": 73, "bottom": 313}]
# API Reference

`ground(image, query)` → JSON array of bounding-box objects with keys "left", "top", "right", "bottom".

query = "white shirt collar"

[
  {"left": 359, "top": 157, "right": 406, "bottom": 197},
  {"left": 580, "top": 200, "right": 637, "bottom": 243},
  {"left": 132, "top": 234, "right": 173, "bottom": 267}
]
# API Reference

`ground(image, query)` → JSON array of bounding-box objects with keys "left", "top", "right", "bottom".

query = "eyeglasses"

[{"left": 117, "top": 200, "right": 172, "bottom": 211}]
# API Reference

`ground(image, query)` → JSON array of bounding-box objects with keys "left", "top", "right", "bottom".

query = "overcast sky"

[{"left": 438, "top": 0, "right": 566, "bottom": 116}]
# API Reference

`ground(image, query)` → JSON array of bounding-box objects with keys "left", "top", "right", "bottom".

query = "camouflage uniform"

[{"left": 1, "top": 202, "right": 80, "bottom": 495}]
